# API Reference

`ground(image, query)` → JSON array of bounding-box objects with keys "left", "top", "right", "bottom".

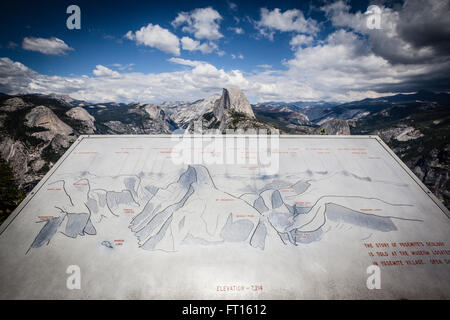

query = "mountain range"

[{"left": 0, "top": 88, "right": 448, "bottom": 221}]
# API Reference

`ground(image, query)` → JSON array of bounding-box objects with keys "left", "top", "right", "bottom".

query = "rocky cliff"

[
  {"left": 0, "top": 95, "right": 87, "bottom": 192},
  {"left": 350, "top": 99, "right": 450, "bottom": 207},
  {"left": 210, "top": 88, "right": 258, "bottom": 131},
  {"left": 213, "top": 88, "right": 255, "bottom": 120}
]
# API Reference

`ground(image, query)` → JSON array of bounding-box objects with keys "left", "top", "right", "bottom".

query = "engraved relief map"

[{"left": 0, "top": 135, "right": 449, "bottom": 299}]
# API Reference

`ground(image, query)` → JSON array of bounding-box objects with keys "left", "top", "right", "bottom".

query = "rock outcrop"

[
  {"left": 253, "top": 105, "right": 312, "bottom": 132},
  {"left": 316, "top": 119, "right": 350, "bottom": 135},
  {"left": 0, "top": 97, "right": 29, "bottom": 112},
  {"left": 66, "top": 107, "right": 96, "bottom": 133},
  {"left": 0, "top": 138, "right": 29, "bottom": 184},
  {"left": 99, "top": 103, "right": 173, "bottom": 134},
  {"left": 164, "top": 94, "right": 219, "bottom": 128},
  {"left": 401, "top": 146, "right": 449, "bottom": 208},
  {"left": 25, "top": 106, "right": 73, "bottom": 141},
  {"left": 143, "top": 104, "right": 165, "bottom": 120},
  {"left": 213, "top": 88, "right": 255, "bottom": 120},
  {"left": 200, "top": 88, "right": 270, "bottom": 132}
]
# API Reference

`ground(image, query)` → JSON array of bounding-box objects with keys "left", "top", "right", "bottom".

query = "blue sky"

[
  {"left": 1, "top": 0, "right": 449, "bottom": 103},
  {"left": 2, "top": 0, "right": 326, "bottom": 75}
]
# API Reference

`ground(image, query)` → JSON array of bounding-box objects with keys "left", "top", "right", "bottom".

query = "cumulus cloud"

[
  {"left": 125, "top": 24, "right": 180, "bottom": 56},
  {"left": 22, "top": 37, "right": 73, "bottom": 55},
  {"left": 255, "top": 8, "right": 319, "bottom": 40},
  {"left": 172, "top": 7, "right": 223, "bottom": 40},
  {"left": 0, "top": 58, "right": 36, "bottom": 93},
  {"left": 2, "top": 0, "right": 450, "bottom": 105},
  {"left": 397, "top": 0, "right": 450, "bottom": 57},
  {"left": 282, "top": 28, "right": 450, "bottom": 98},
  {"left": 2, "top": 33, "right": 449, "bottom": 104},
  {"left": 321, "top": 0, "right": 450, "bottom": 65},
  {"left": 289, "top": 34, "right": 313, "bottom": 48},
  {"left": 0, "top": 57, "right": 250, "bottom": 103},
  {"left": 181, "top": 36, "right": 215, "bottom": 54},
  {"left": 93, "top": 65, "right": 120, "bottom": 78}
]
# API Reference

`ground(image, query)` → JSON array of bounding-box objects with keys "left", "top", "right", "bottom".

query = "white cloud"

[
  {"left": 180, "top": 37, "right": 199, "bottom": 51},
  {"left": 168, "top": 57, "right": 203, "bottom": 67},
  {"left": 231, "top": 53, "right": 244, "bottom": 59},
  {"left": 2, "top": 46, "right": 446, "bottom": 104},
  {"left": 0, "top": 57, "right": 250, "bottom": 103},
  {"left": 124, "top": 31, "right": 134, "bottom": 40},
  {"left": 125, "top": 24, "right": 180, "bottom": 56},
  {"left": 278, "top": 29, "right": 450, "bottom": 100},
  {"left": 320, "top": 0, "right": 450, "bottom": 65},
  {"left": 289, "top": 34, "right": 313, "bottom": 48},
  {"left": 255, "top": 8, "right": 319, "bottom": 40},
  {"left": 22, "top": 37, "right": 73, "bottom": 55},
  {"left": 257, "top": 64, "right": 272, "bottom": 69},
  {"left": 172, "top": 7, "right": 223, "bottom": 40},
  {"left": 111, "top": 63, "right": 135, "bottom": 71},
  {"left": 2, "top": 14, "right": 449, "bottom": 106},
  {"left": 227, "top": 1, "right": 237, "bottom": 11},
  {"left": 93, "top": 65, "right": 120, "bottom": 78},
  {"left": 181, "top": 36, "right": 215, "bottom": 54},
  {"left": 229, "top": 27, "right": 244, "bottom": 34}
]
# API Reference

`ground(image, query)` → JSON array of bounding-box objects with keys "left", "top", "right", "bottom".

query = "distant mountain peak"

[{"left": 213, "top": 88, "right": 255, "bottom": 120}]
